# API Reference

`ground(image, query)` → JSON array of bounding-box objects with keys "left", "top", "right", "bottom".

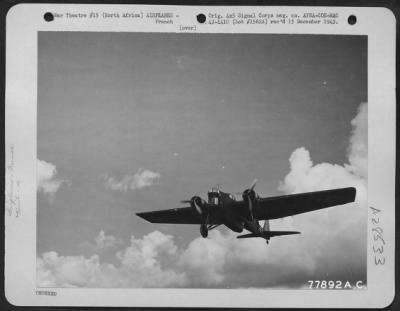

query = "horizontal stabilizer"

[
  {"left": 237, "top": 233, "right": 259, "bottom": 239},
  {"left": 264, "top": 231, "right": 300, "bottom": 238},
  {"left": 237, "top": 231, "right": 300, "bottom": 239}
]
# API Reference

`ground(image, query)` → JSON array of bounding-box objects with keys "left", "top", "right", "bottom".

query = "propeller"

[
  {"left": 181, "top": 196, "right": 207, "bottom": 216},
  {"left": 180, "top": 191, "right": 201, "bottom": 205},
  {"left": 242, "top": 179, "right": 258, "bottom": 220},
  {"left": 249, "top": 179, "right": 257, "bottom": 191}
]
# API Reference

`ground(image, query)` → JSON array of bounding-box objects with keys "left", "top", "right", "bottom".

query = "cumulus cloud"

[
  {"left": 79, "top": 231, "right": 123, "bottom": 254},
  {"left": 105, "top": 169, "right": 160, "bottom": 192},
  {"left": 37, "top": 252, "right": 111, "bottom": 287},
  {"left": 37, "top": 229, "right": 317, "bottom": 288},
  {"left": 178, "top": 229, "right": 317, "bottom": 288},
  {"left": 347, "top": 103, "right": 368, "bottom": 179},
  {"left": 278, "top": 102, "right": 368, "bottom": 207},
  {"left": 38, "top": 231, "right": 187, "bottom": 288},
  {"left": 37, "top": 159, "right": 66, "bottom": 197},
  {"left": 115, "top": 231, "right": 186, "bottom": 287},
  {"left": 95, "top": 231, "right": 118, "bottom": 249}
]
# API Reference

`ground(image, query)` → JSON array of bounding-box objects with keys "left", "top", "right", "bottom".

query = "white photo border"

[{"left": 5, "top": 4, "right": 396, "bottom": 308}]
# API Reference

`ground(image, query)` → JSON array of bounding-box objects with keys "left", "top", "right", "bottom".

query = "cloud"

[
  {"left": 38, "top": 231, "right": 187, "bottom": 288},
  {"left": 178, "top": 229, "right": 317, "bottom": 288},
  {"left": 278, "top": 102, "right": 368, "bottom": 207},
  {"left": 347, "top": 103, "right": 368, "bottom": 179},
  {"left": 79, "top": 231, "right": 124, "bottom": 256},
  {"left": 95, "top": 231, "right": 118, "bottom": 249},
  {"left": 37, "top": 159, "right": 66, "bottom": 196},
  {"left": 38, "top": 103, "right": 367, "bottom": 288},
  {"left": 115, "top": 231, "right": 187, "bottom": 287},
  {"left": 105, "top": 169, "right": 160, "bottom": 192},
  {"left": 37, "top": 252, "right": 109, "bottom": 287}
]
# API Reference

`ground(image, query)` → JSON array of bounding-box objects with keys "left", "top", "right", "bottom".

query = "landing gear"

[
  {"left": 266, "top": 239, "right": 270, "bottom": 245},
  {"left": 200, "top": 224, "right": 208, "bottom": 238},
  {"left": 200, "top": 223, "right": 221, "bottom": 238}
]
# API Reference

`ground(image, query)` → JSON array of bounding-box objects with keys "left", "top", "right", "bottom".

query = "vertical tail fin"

[
  {"left": 262, "top": 219, "right": 300, "bottom": 239},
  {"left": 263, "top": 220, "right": 270, "bottom": 232}
]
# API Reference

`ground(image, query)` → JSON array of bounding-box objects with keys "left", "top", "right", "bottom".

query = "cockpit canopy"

[{"left": 208, "top": 188, "right": 220, "bottom": 205}]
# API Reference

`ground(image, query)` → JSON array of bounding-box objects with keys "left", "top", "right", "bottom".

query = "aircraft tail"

[
  {"left": 237, "top": 231, "right": 300, "bottom": 239},
  {"left": 237, "top": 220, "right": 300, "bottom": 240},
  {"left": 237, "top": 233, "right": 259, "bottom": 239},
  {"left": 262, "top": 220, "right": 300, "bottom": 238},
  {"left": 263, "top": 231, "right": 300, "bottom": 238}
]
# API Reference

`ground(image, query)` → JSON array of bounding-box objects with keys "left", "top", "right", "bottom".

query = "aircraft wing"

[
  {"left": 252, "top": 187, "right": 356, "bottom": 220},
  {"left": 136, "top": 207, "right": 205, "bottom": 224}
]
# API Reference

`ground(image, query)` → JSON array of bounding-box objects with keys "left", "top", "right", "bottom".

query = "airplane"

[{"left": 136, "top": 181, "right": 356, "bottom": 244}]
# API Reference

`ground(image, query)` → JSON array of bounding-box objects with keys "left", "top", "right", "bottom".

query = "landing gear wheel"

[{"left": 200, "top": 224, "right": 208, "bottom": 238}]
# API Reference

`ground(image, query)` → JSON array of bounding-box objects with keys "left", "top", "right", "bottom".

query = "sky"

[{"left": 37, "top": 32, "right": 367, "bottom": 288}]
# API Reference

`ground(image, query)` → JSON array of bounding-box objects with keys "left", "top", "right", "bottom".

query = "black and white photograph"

[
  {"left": 36, "top": 32, "right": 367, "bottom": 289},
  {"left": 5, "top": 4, "right": 395, "bottom": 308}
]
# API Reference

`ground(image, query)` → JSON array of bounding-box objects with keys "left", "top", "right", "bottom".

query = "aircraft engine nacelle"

[
  {"left": 242, "top": 189, "right": 257, "bottom": 202},
  {"left": 225, "top": 220, "right": 244, "bottom": 233},
  {"left": 190, "top": 196, "right": 207, "bottom": 216},
  {"left": 242, "top": 188, "right": 259, "bottom": 220}
]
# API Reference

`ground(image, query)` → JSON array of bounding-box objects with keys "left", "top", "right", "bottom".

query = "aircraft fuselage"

[{"left": 207, "top": 190, "right": 248, "bottom": 233}]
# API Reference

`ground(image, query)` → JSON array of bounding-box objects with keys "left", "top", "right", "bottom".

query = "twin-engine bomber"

[{"left": 136, "top": 181, "right": 356, "bottom": 244}]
